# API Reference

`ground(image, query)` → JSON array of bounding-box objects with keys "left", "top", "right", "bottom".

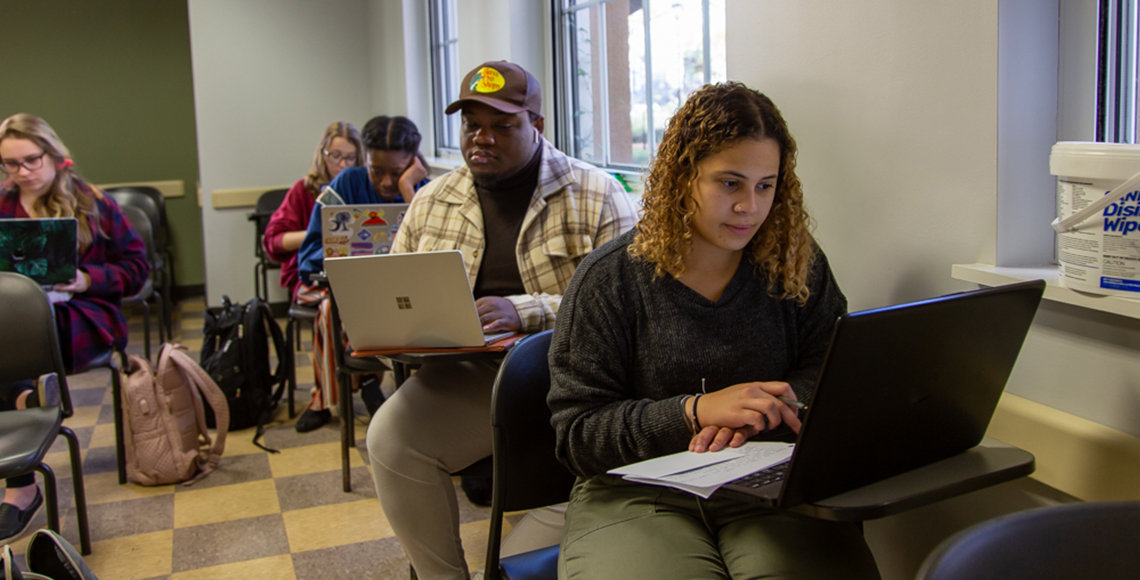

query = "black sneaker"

[
  {"left": 460, "top": 475, "right": 493, "bottom": 507},
  {"left": 0, "top": 487, "right": 43, "bottom": 542},
  {"left": 295, "top": 408, "right": 331, "bottom": 433},
  {"left": 359, "top": 375, "right": 384, "bottom": 417},
  {"left": 26, "top": 528, "right": 97, "bottom": 580}
]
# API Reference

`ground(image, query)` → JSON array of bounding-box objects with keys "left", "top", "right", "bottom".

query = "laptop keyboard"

[
  {"left": 731, "top": 460, "right": 790, "bottom": 489},
  {"left": 483, "top": 331, "right": 515, "bottom": 344}
]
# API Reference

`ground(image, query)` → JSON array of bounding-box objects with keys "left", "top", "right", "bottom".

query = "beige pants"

[{"left": 366, "top": 359, "right": 499, "bottom": 580}]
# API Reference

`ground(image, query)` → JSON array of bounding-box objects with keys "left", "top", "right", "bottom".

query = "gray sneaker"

[{"left": 35, "top": 373, "right": 61, "bottom": 409}]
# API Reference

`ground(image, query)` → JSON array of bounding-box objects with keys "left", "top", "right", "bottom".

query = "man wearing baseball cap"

[{"left": 366, "top": 60, "right": 638, "bottom": 579}]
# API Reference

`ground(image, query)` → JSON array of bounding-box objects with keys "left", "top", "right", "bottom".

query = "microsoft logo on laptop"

[{"left": 396, "top": 296, "right": 412, "bottom": 310}]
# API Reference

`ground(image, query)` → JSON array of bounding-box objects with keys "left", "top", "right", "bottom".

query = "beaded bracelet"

[
  {"left": 691, "top": 393, "right": 703, "bottom": 432},
  {"left": 680, "top": 395, "right": 695, "bottom": 433}
]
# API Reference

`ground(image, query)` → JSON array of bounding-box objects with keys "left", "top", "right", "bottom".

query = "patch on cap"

[{"left": 470, "top": 67, "right": 507, "bottom": 94}]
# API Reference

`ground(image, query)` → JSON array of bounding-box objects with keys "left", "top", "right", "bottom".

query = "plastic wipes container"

[{"left": 1051, "top": 141, "right": 1140, "bottom": 298}]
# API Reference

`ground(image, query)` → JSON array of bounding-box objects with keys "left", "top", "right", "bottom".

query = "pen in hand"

[{"left": 777, "top": 395, "right": 807, "bottom": 411}]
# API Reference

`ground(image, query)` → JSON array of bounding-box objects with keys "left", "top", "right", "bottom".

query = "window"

[
  {"left": 1099, "top": 0, "right": 1140, "bottom": 142},
  {"left": 429, "top": 0, "right": 461, "bottom": 154},
  {"left": 552, "top": 0, "right": 725, "bottom": 171}
]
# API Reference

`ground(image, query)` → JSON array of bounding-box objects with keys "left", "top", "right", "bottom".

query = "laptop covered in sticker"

[{"left": 319, "top": 203, "right": 409, "bottom": 259}]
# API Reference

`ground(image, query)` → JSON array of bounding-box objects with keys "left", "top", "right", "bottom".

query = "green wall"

[{"left": 0, "top": 0, "right": 204, "bottom": 289}]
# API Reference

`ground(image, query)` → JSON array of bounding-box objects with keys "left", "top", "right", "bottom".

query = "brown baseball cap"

[{"left": 445, "top": 61, "right": 542, "bottom": 116}]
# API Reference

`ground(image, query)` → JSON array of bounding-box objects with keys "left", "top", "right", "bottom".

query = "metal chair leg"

[
  {"left": 33, "top": 464, "right": 59, "bottom": 536},
  {"left": 339, "top": 369, "right": 352, "bottom": 492},
  {"left": 285, "top": 316, "right": 298, "bottom": 418},
  {"left": 111, "top": 355, "right": 127, "bottom": 485},
  {"left": 60, "top": 426, "right": 91, "bottom": 555},
  {"left": 140, "top": 300, "right": 151, "bottom": 361}
]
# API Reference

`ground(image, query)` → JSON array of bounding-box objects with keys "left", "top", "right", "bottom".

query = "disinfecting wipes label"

[{"left": 1057, "top": 177, "right": 1140, "bottom": 297}]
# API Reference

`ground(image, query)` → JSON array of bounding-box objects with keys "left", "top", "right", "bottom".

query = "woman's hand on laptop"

[
  {"left": 689, "top": 381, "right": 803, "bottom": 448},
  {"left": 53, "top": 270, "right": 90, "bottom": 294},
  {"left": 475, "top": 296, "right": 521, "bottom": 333}
]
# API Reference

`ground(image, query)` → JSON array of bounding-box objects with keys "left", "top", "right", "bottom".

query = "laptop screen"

[
  {"left": 0, "top": 217, "right": 78, "bottom": 285},
  {"left": 776, "top": 280, "right": 1045, "bottom": 506}
]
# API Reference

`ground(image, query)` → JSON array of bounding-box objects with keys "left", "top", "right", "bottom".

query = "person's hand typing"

[{"left": 474, "top": 296, "right": 521, "bottom": 333}]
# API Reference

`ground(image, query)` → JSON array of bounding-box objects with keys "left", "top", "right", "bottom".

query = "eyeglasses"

[
  {"left": 0, "top": 152, "right": 48, "bottom": 174},
  {"left": 324, "top": 150, "right": 357, "bottom": 165}
]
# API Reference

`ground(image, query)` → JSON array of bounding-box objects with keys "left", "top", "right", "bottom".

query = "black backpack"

[{"left": 200, "top": 295, "right": 287, "bottom": 452}]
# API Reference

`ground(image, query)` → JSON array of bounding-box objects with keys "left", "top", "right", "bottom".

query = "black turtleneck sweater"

[{"left": 473, "top": 145, "right": 543, "bottom": 298}]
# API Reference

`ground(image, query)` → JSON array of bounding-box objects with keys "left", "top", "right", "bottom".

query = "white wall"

[
  {"left": 726, "top": 1, "right": 1000, "bottom": 310},
  {"left": 720, "top": 0, "right": 1140, "bottom": 438},
  {"left": 725, "top": 1, "right": 1139, "bottom": 577},
  {"left": 189, "top": 0, "right": 374, "bottom": 305}
]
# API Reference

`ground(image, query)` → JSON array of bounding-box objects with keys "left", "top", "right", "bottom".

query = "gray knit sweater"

[{"left": 548, "top": 229, "right": 847, "bottom": 477}]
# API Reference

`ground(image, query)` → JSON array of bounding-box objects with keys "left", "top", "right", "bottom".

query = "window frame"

[
  {"left": 428, "top": 0, "right": 462, "bottom": 156},
  {"left": 551, "top": 0, "right": 723, "bottom": 173},
  {"left": 1098, "top": 0, "right": 1140, "bottom": 143}
]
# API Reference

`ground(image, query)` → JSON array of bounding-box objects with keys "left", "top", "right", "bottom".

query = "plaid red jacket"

[{"left": 1, "top": 180, "right": 149, "bottom": 371}]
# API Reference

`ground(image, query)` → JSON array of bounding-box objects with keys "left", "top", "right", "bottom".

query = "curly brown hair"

[{"left": 629, "top": 82, "right": 817, "bottom": 304}]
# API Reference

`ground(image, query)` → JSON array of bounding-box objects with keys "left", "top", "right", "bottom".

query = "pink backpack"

[{"left": 121, "top": 344, "right": 230, "bottom": 486}]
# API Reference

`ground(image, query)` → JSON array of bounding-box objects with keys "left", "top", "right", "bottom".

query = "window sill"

[
  {"left": 424, "top": 155, "right": 463, "bottom": 179},
  {"left": 951, "top": 263, "right": 1140, "bottom": 320}
]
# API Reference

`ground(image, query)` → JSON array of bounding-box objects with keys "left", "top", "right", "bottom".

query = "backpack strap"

[
  {"left": 256, "top": 299, "right": 289, "bottom": 405},
  {"left": 246, "top": 299, "right": 288, "bottom": 453},
  {"left": 158, "top": 344, "right": 231, "bottom": 485}
]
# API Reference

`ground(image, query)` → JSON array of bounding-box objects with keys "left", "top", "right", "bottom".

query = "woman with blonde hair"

[
  {"left": 548, "top": 83, "right": 879, "bottom": 578},
  {"left": 0, "top": 112, "right": 149, "bottom": 541},
  {"left": 262, "top": 121, "right": 363, "bottom": 300}
]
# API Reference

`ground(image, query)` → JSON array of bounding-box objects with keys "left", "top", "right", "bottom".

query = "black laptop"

[
  {"left": 0, "top": 218, "right": 78, "bottom": 285},
  {"left": 722, "top": 279, "right": 1045, "bottom": 507}
]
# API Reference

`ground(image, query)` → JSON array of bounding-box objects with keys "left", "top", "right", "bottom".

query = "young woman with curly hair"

[{"left": 548, "top": 83, "right": 879, "bottom": 578}]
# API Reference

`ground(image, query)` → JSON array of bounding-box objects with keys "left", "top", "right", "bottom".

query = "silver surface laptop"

[
  {"left": 721, "top": 279, "right": 1045, "bottom": 508},
  {"left": 324, "top": 250, "right": 511, "bottom": 350},
  {"left": 319, "top": 203, "right": 409, "bottom": 259}
]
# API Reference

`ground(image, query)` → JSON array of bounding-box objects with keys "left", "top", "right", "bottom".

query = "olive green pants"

[{"left": 559, "top": 475, "right": 880, "bottom": 580}]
